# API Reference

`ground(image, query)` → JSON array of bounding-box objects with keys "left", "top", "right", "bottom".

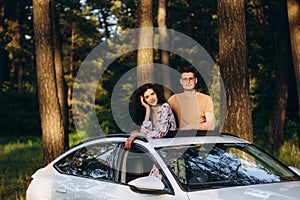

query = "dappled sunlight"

[{"left": 2, "top": 139, "right": 34, "bottom": 155}]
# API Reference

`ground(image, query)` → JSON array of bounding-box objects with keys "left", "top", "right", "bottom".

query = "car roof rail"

[
  {"left": 164, "top": 130, "right": 221, "bottom": 138},
  {"left": 107, "top": 133, "right": 149, "bottom": 142},
  {"left": 164, "top": 130, "right": 240, "bottom": 138},
  {"left": 220, "top": 132, "right": 240, "bottom": 138},
  {"left": 80, "top": 132, "right": 149, "bottom": 144}
]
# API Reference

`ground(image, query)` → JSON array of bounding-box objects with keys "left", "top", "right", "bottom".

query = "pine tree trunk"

[
  {"left": 268, "top": 1, "right": 290, "bottom": 147},
  {"left": 32, "top": 0, "right": 65, "bottom": 165},
  {"left": 68, "top": 25, "right": 75, "bottom": 107},
  {"left": 17, "top": 65, "right": 23, "bottom": 94},
  {"left": 287, "top": 0, "right": 300, "bottom": 116},
  {"left": 16, "top": 1, "right": 23, "bottom": 94},
  {"left": 137, "top": 0, "right": 153, "bottom": 86},
  {"left": 158, "top": 0, "right": 171, "bottom": 99},
  {"left": 0, "top": 2, "right": 5, "bottom": 96},
  {"left": 218, "top": 0, "right": 253, "bottom": 142},
  {"left": 51, "top": 0, "right": 69, "bottom": 151}
]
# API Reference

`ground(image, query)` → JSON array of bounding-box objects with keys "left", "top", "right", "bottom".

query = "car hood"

[{"left": 187, "top": 181, "right": 300, "bottom": 200}]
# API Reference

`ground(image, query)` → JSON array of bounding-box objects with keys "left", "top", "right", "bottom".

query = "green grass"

[
  {"left": 0, "top": 136, "right": 44, "bottom": 200},
  {"left": 277, "top": 135, "right": 300, "bottom": 169},
  {"left": 0, "top": 133, "right": 82, "bottom": 200}
]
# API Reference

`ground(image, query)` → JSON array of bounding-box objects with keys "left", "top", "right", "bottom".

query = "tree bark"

[
  {"left": 137, "top": 0, "right": 154, "bottom": 86},
  {"left": 218, "top": 0, "right": 253, "bottom": 142},
  {"left": 15, "top": 1, "right": 23, "bottom": 95},
  {"left": 32, "top": 0, "right": 65, "bottom": 165},
  {"left": 0, "top": 2, "right": 5, "bottom": 96},
  {"left": 68, "top": 25, "right": 75, "bottom": 107},
  {"left": 51, "top": 0, "right": 69, "bottom": 151},
  {"left": 158, "top": 0, "right": 171, "bottom": 98},
  {"left": 268, "top": 0, "right": 290, "bottom": 147},
  {"left": 286, "top": 0, "right": 300, "bottom": 116}
]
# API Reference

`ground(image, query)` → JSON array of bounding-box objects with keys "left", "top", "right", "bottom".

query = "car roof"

[
  {"left": 148, "top": 135, "right": 248, "bottom": 148},
  {"left": 81, "top": 130, "right": 249, "bottom": 148}
]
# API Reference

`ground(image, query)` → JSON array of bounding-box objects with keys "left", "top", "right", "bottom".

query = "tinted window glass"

[
  {"left": 157, "top": 143, "right": 299, "bottom": 191},
  {"left": 55, "top": 142, "right": 121, "bottom": 181}
]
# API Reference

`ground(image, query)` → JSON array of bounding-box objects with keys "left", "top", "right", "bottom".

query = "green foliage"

[
  {"left": 91, "top": 52, "right": 137, "bottom": 134},
  {"left": 69, "top": 131, "right": 83, "bottom": 148}
]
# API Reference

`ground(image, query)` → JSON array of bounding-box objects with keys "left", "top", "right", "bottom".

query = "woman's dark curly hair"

[
  {"left": 130, "top": 83, "right": 166, "bottom": 125},
  {"left": 137, "top": 83, "right": 166, "bottom": 105}
]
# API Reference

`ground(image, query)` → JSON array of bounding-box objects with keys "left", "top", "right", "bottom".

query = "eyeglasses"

[{"left": 181, "top": 77, "right": 195, "bottom": 82}]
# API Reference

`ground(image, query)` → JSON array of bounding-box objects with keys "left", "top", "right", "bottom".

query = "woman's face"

[{"left": 143, "top": 88, "right": 158, "bottom": 106}]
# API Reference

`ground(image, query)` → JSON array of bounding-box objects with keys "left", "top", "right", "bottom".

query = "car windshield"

[{"left": 156, "top": 143, "right": 299, "bottom": 191}]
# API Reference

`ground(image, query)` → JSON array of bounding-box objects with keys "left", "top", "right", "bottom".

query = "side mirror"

[
  {"left": 128, "top": 176, "right": 165, "bottom": 194},
  {"left": 289, "top": 166, "right": 300, "bottom": 176}
]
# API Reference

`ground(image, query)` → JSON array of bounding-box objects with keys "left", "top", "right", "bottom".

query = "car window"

[
  {"left": 119, "top": 145, "right": 171, "bottom": 185},
  {"left": 54, "top": 142, "right": 122, "bottom": 181},
  {"left": 157, "top": 143, "right": 300, "bottom": 191},
  {"left": 120, "top": 146, "right": 156, "bottom": 183}
]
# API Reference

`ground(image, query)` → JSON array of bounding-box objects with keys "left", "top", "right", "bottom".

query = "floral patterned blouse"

[{"left": 140, "top": 103, "right": 176, "bottom": 139}]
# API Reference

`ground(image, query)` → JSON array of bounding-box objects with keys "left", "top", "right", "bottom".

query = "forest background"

[{"left": 0, "top": 0, "right": 299, "bottom": 199}]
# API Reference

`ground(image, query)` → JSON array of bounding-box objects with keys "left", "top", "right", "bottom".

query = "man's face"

[{"left": 180, "top": 72, "right": 197, "bottom": 91}]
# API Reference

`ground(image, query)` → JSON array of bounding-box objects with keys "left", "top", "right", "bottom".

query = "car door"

[
  {"left": 53, "top": 141, "right": 123, "bottom": 199},
  {"left": 51, "top": 173, "right": 108, "bottom": 200},
  {"left": 104, "top": 143, "right": 188, "bottom": 200}
]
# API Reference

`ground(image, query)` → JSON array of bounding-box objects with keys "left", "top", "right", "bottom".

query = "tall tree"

[
  {"left": 0, "top": 1, "right": 6, "bottom": 96},
  {"left": 32, "top": 0, "right": 66, "bottom": 164},
  {"left": 67, "top": 24, "right": 75, "bottom": 107},
  {"left": 218, "top": 0, "right": 253, "bottom": 142},
  {"left": 268, "top": 0, "right": 291, "bottom": 147},
  {"left": 137, "top": 0, "right": 154, "bottom": 86},
  {"left": 158, "top": 0, "right": 171, "bottom": 98},
  {"left": 51, "top": 0, "right": 69, "bottom": 150},
  {"left": 286, "top": 0, "right": 300, "bottom": 116},
  {"left": 15, "top": 1, "right": 23, "bottom": 94}
]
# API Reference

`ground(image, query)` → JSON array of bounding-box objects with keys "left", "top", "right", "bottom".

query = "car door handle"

[{"left": 55, "top": 187, "right": 67, "bottom": 194}]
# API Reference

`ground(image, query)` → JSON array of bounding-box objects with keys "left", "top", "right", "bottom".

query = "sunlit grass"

[
  {"left": 0, "top": 136, "right": 44, "bottom": 200},
  {"left": 0, "top": 132, "right": 82, "bottom": 200},
  {"left": 277, "top": 135, "right": 300, "bottom": 168}
]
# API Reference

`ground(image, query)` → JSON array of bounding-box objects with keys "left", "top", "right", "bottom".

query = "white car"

[{"left": 27, "top": 130, "right": 300, "bottom": 200}]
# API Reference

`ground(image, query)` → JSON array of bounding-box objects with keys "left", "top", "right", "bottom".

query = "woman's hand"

[
  {"left": 124, "top": 131, "right": 146, "bottom": 150},
  {"left": 140, "top": 96, "right": 150, "bottom": 110},
  {"left": 125, "top": 135, "right": 135, "bottom": 150}
]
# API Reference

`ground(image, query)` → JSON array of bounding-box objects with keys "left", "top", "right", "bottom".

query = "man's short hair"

[{"left": 179, "top": 66, "right": 196, "bottom": 76}]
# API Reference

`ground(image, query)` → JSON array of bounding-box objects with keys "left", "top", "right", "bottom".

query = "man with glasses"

[{"left": 168, "top": 66, "right": 215, "bottom": 130}]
